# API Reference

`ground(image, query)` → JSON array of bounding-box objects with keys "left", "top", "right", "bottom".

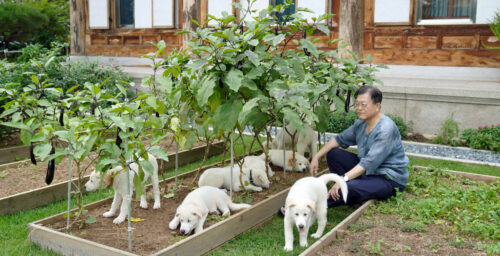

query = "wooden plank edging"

[
  {"left": 0, "top": 142, "right": 224, "bottom": 215},
  {"left": 0, "top": 145, "right": 30, "bottom": 165},
  {"left": 299, "top": 200, "right": 375, "bottom": 256},
  {"left": 413, "top": 165, "right": 499, "bottom": 183}
]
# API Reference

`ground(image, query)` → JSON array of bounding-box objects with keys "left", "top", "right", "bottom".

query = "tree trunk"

[
  {"left": 70, "top": 0, "right": 86, "bottom": 55},
  {"left": 182, "top": 0, "right": 201, "bottom": 43},
  {"left": 338, "top": 0, "right": 364, "bottom": 59}
]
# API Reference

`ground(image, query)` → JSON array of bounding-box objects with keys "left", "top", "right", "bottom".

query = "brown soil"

[
  {"left": 0, "top": 135, "right": 201, "bottom": 198},
  {"left": 316, "top": 213, "right": 487, "bottom": 256},
  {"left": 406, "top": 133, "right": 432, "bottom": 143},
  {"left": 47, "top": 164, "right": 312, "bottom": 255}
]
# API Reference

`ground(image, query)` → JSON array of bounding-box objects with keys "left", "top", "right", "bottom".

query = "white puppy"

[
  {"left": 169, "top": 186, "right": 251, "bottom": 235},
  {"left": 85, "top": 153, "right": 160, "bottom": 224},
  {"left": 241, "top": 155, "right": 274, "bottom": 177},
  {"left": 283, "top": 173, "right": 348, "bottom": 251},
  {"left": 198, "top": 163, "right": 269, "bottom": 192},
  {"left": 271, "top": 124, "right": 318, "bottom": 158},
  {"left": 260, "top": 150, "right": 309, "bottom": 172}
]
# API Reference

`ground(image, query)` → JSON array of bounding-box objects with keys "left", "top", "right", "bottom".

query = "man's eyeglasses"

[{"left": 355, "top": 102, "right": 370, "bottom": 109}]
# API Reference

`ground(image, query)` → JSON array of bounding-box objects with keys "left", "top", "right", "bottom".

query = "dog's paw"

[
  {"left": 103, "top": 211, "right": 114, "bottom": 218},
  {"left": 222, "top": 211, "right": 230, "bottom": 217},
  {"left": 113, "top": 217, "right": 125, "bottom": 224},
  {"left": 139, "top": 202, "right": 148, "bottom": 209},
  {"left": 254, "top": 187, "right": 263, "bottom": 192},
  {"left": 168, "top": 220, "right": 178, "bottom": 230},
  {"left": 283, "top": 244, "right": 293, "bottom": 251},
  {"left": 311, "top": 232, "right": 322, "bottom": 239},
  {"left": 153, "top": 202, "right": 161, "bottom": 209},
  {"left": 300, "top": 240, "right": 308, "bottom": 247}
]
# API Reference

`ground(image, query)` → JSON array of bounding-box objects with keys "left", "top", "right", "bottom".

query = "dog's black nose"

[{"left": 298, "top": 224, "right": 304, "bottom": 229}]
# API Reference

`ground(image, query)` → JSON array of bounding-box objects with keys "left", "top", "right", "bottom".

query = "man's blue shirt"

[{"left": 335, "top": 114, "right": 409, "bottom": 186}]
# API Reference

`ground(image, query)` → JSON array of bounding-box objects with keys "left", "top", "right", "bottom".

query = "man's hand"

[
  {"left": 328, "top": 183, "right": 342, "bottom": 201},
  {"left": 309, "top": 156, "right": 319, "bottom": 176}
]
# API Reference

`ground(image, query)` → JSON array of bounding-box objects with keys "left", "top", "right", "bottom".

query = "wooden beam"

[
  {"left": 338, "top": 0, "right": 364, "bottom": 58},
  {"left": 182, "top": 0, "right": 200, "bottom": 44},
  {"left": 70, "top": 0, "right": 86, "bottom": 55}
]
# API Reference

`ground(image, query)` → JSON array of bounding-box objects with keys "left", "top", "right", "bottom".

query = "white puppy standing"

[
  {"left": 260, "top": 149, "right": 309, "bottom": 172},
  {"left": 84, "top": 153, "right": 160, "bottom": 224},
  {"left": 271, "top": 124, "right": 318, "bottom": 158},
  {"left": 169, "top": 186, "right": 251, "bottom": 235},
  {"left": 283, "top": 173, "right": 348, "bottom": 251}
]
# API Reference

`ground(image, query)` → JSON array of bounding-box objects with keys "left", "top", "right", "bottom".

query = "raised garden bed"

[
  {"left": 0, "top": 141, "right": 224, "bottom": 215},
  {"left": 28, "top": 161, "right": 308, "bottom": 256},
  {"left": 0, "top": 144, "right": 29, "bottom": 164}
]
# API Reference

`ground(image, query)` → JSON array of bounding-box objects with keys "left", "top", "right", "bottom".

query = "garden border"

[
  {"left": 297, "top": 169, "right": 499, "bottom": 255},
  {"left": 0, "top": 144, "right": 29, "bottom": 164},
  {"left": 28, "top": 151, "right": 284, "bottom": 256},
  {"left": 0, "top": 142, "right": 224, "bottom": 215}
]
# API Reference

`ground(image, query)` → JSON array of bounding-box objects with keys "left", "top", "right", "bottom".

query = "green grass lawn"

[{"left": 0, "top": 140, "right": 497, "bottom": 256}]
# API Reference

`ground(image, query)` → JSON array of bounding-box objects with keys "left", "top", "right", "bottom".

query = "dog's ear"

[
  {"left": 193, "top": 209, "right": 203, "bottom": 218},
  {"left": 306, "top": 202, "right": 316, "bottom": 213},
  {"left": 258, "top": 175, "right": 264, "bottom": 183},
  {"left": 285, "top": 201, "right": 296, "bottom": 210},
  {"left": 287, "top": 154, "right": 296, "bottom": 169}
]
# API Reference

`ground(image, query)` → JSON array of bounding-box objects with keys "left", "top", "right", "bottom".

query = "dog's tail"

[
  {"left": 228, "top": 202, "right": 251, "bottom": 212},
  {"left": 318, "top": 173, "right": 348, "bottom": 203}
]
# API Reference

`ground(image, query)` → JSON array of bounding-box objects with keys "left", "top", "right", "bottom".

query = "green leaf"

[
  {"left": 146, "top": 95, "right": 158, "bottom": 109},
  {"left": 223, "top": 69, "right": 244, "bottom": 92},
  {"left": 149, "top": 146, "right": 169, "bottom": 162},
  {"left": 248, "top": 39, "right": 259, "bottom": 46},
  {"left": 245, "top": 50, "right": 260, "bottom": 66},
  {"left": 214, "top": 101, "right": 243, "bottom": 132},
  {"left": 1, "top": 121, "right": 29, "bottom": 130},
  {"left": 34, "top": 143, "right": 52, "bottom": 161},
  {"left": 300, "top": 39, "right": 319, "bottom": 56},
  {"left": 20, "top": 129, "right": 32, "bottom": 146},
  {"left": 85, "top": 216, "right": 97, "bottom": 224},
  {"left": 238, "top": 97, "right": 260, "bottom": 126},
  {"left": 133, "top": 173, "right": 145, "bottom": 200},
  {"left": 317, "top": 24, "right": 330, "bottom": 36},
  {"left": 139, "top": 160, "right": 154, "bottom": 176},
  {"left": 197, "top": 76, "right": 217, "bottom": 106}
]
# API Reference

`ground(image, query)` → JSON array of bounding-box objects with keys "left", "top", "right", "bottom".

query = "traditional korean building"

[{"left": 70, "top": 0, "right": 500, "bottom": 134}]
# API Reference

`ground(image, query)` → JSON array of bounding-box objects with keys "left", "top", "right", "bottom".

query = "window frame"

[
  {"left": 416, "top": 0, "right": 477, "bottom": 25},
  {"left": 116, "top": 0, "right": 135, "bottom": 29}
]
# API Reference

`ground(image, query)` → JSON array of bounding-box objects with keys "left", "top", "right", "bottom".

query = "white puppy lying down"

[
  {"left": 169, "top": 186, "right": 251, "bottom": 235},
  {"left": 198, "top": 163, "right": 270, "bottom": 192},
  {"left": 271, "top": 124, "right": 318, "bottom": 158},
  {"left": 260, "top": 150, "right": 309, "bottom": 172},
  {"left": 84, "top": 153, "right": 160, "bottom": 224},
  {"left": 241, "top": 155, "right": 274, "bottom": 177},
  {"left": 283, "top": 174, "right": 348, "bottom": 251}
]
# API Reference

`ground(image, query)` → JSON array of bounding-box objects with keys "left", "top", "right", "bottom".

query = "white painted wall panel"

[
  {"left": 298, "top": 0, "right": 326, "bottom": 23},
  {"left": 153, "top": 0, "right": 174, "bottom": 27},
  {"left": 476, "top": 0, "right": 500, "bottom": 24},
  {"left": 89, "top": 0, "right": 109, "bottom": 28},
  {"left": 374, "top": 0, "right": 411, "bottom": 23},
  {"left": 135, "top": 0, "right": 153, "bottom": 28}
]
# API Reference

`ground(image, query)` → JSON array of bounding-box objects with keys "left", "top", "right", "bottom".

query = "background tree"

[{"left": 0, "top": 3, "right": 49, "bottom": 50}]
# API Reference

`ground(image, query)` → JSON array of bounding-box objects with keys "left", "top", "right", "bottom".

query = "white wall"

[
  {"left": 135, "top": 0, "right": 153, "bottom": 28},
  {"left": 374, "top": 0, "right": 411, "bottom": 23},
  {"left": 88, "top": 0, "right": 108, "bottom": 28},
  {"left": 476, "top": 0, "right": 500, "bottom": 24}
]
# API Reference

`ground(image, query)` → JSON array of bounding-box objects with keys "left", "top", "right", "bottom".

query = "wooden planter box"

[
  {"left": 0, "top": 144, "right": 30, "bottom": 164},
  {"left": 0, "top": 142, "right": 224, "bottom": 215},
  {"left": 28, "top": 157, "right": 287, "bottom": 256}
]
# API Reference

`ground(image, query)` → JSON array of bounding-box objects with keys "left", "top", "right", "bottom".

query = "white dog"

[
  {"left": 169, "top": 186, "right": 251, "bottom": 235},
  {"left": 271, "top": 124, "right": 318, "bottom": 158},
  {"left": 283, "top": 173, "right": 348, "bottom": 251},
  {"left": 260, "top": 150, "right": 309, "bottom": 172},
  {"left": 198, "top": 163, "right": 270, "bottom": 192},
  {"left": 84, "top": 153, "right": 160, "bottom": 224},
  {"left": 241, "top": 155, "right": 274, "bottom": 177}
]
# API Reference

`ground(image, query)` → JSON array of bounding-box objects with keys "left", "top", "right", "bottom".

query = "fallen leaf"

[
  {"left": 0, "top": 171, "right": 8, "bottom": 178},
  {"left": 130, "top": 217, "right": 145, "bottom": 222},
  {"left": 85, "top": 217, "right": 97, "bottom": 224},
  {"left": 164, "top": 193, "right": 175, "bottom": 199}
]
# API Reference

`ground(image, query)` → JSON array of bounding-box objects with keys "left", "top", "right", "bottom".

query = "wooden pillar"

[
  {"left": 182, "top": 0, "right": 201, "bottom": 44},
  {"left": 338, "top": 0, "right": 364, "bottom": 59},
  {"left": 70, "top": 0, "right": 86, "bottom": 56}
]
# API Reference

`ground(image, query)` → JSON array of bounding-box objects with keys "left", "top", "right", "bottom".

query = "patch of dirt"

[
  {"left": 406, "top": 133, "right": 432, "bottom": 143},
  {"left": 316, "top": 213, "right": 487, "bottom": 256},
  {"left": 0, "top": 135, "right": 202, "bottom": 198},
  {"left": 47, "top": 163, "right": 318, "bottom": 255}
]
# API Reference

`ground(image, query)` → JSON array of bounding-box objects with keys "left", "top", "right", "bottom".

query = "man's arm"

[{"left": 309, "top": 137, "right": 340, "bottom": 176}]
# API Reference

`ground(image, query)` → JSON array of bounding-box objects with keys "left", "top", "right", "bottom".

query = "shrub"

[
  {"left": 328, "top": 111, "right": 358, "bottom": 133},
  {"left": 386, "top": 114, "right": 410, "bottom": 139},
  {"left": 0, "top": 3, "right": 49, "bottom": 49},
  {"left": 23, "top": 0, "right": 69, "bottom": 48},
  {"left": 433, "top": 112, "right": 461, "bottom": 146},
  {"left": 461, "top": 125, "right": 500, "bottom": 152}
]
